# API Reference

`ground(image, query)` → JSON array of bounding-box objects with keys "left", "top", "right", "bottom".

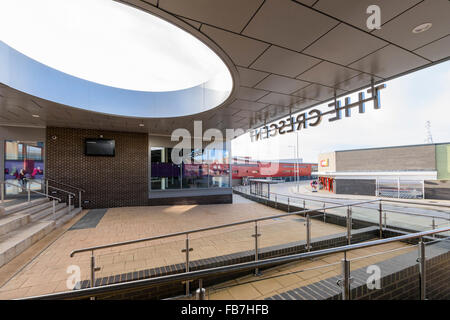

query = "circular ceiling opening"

[{"left": 0, "top": 0, "right": 233, "bottom": 117}]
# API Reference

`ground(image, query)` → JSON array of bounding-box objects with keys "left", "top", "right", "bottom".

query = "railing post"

[
  {"left": 347, "top": 206, "right": 352, "bottom": 245},
  {"left": 1, "top": 182, "right": 4, "bottom": 204},
  {"left": 431, "top": 218, "right": 436, "bottom": 238},
  {"left": 422, "top": 180, "right": 425, "bottom": 199},
  {"left": 79, "top": 190, "right": 82, "bottom": 209},
  {"left": 287, "top": 197, "right": 290, "bottom": 213},
  {"left": 303, "top": 199, "right": 305, "bottom": 210},
  {"left": 253, "top": 221, "right": 261, "bottom": 276},
  {"left": 91, "top": 251, "right": 96, "bottom": 288},
  {"left": 378, "top": 201, "right": 383, "bottom": 238},
  {"left": 181, "top": 234, "right": 193, "bottom": 296},
  {"left": 28, "top": 184, "right": 31, "bottom": 202},
  {"left": 418, "top": 238, "right": 426, "bottom": 300},
  {"left": 383, "top": 211, "right": 387, "bottom": 229},
  {"left": 52, "top": 199, "right": 56, "bottom": 219},
  {"left": 305, "top": 213, "right": 311, "bottom": 252},
  {"left": 46, "top": 179, "right": 49, "bottom": 197},
  {"left": 340, "top": 255, "right": 351, "bottom": 300},
  {"left": 195, "top": 279, "right": 205, "bottom": 300},
  {"left": 68, "top": 195, "right": 72, "bottom": 211},
  {"left": 323, "top": 202, "right": 326, "bottom": 223},
  {"left": 275, "top": 194, "right": 277, "bottom": 209}
]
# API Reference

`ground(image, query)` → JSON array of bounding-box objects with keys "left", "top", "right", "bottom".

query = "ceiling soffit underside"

[{"left": 1, "top": 0, "right": 449, "bottom": 136}]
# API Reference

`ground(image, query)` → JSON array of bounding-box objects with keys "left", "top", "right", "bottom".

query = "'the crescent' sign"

[{"left": 250, "top": 84, "right": 386, "bottom": 142}]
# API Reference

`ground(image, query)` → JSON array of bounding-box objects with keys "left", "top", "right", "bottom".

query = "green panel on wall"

[{"left": 436, "top": 144, "right": 450, "bottom": 179}]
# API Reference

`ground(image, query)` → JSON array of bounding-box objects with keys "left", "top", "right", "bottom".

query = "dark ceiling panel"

[
  {"left": 373, "top": 0, "right": 450, "bottom": 51},
  {"left": 242, "top": 0, "right": 339, "bottom": 52}
]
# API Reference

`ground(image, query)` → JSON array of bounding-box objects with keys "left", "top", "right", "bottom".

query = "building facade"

[{"left": 318, "top": 143, "right": 450, "bottom": 199}]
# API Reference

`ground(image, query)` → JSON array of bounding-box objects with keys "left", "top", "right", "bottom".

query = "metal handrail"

[
  {"left": 237, "top": 185, "right": 450, "bottom": 209},
  {"left": 69, "top": 199, "right": 380, "bottom": 257},
  {"left": 237, "top": 187, "right": 450, "bottom": 221},
  {"left": 0, "top": 180, "right": 61, "bottom": 202},
  {"left": 19, "top": 226, "right": 450, "bottom": 300},
  {"left": 46, "top": 178, "right": 85, "bottom": 193},
  {"left": 24, "top": 179, "right": 76, "bottom": 197}
]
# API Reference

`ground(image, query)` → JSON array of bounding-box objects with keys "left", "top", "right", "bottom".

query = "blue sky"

[{"left": 232, "top": 60, "right": 450, "bottom": 163}]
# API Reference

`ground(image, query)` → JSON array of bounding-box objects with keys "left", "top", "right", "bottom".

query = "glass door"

[{"left": 4, "top": 140, "right": 44, "bottom": 197}]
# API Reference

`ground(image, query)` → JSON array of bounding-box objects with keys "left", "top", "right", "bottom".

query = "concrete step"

[
  {"left": 0, "top": 214, "right": 30, "bottom": 237},
  {"left": 46, "top": 205, "right": 71, "bottom": 222},
  {"left": 16, "top": 200, "right": 53, "bottom": 216},
  {"left": 1, "top": 197, "right": 49, "bottom": 215},
  {"left": 29, "top": 203, "right": 67, "bottom": 222},
  {"left": 0, "top": 220, "right": 55, "bottom": 268},
  {"left": 55, "top": 207, "right": 82, "bottom": 227}
]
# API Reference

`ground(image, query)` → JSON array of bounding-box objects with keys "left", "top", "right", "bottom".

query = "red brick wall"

[{"left": 46, "top": 127, "right": 148, "bottom": 209}]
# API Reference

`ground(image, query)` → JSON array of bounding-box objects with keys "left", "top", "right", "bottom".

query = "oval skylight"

[
  {"left": 0, "top": 0, "right": 233, "bottom": 118},
  {"left": 0, "top": 0, "right": 232, "bottom": 92}
]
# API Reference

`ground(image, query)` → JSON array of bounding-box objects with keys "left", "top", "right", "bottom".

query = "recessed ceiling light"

[
  {"left": 32, "top": 114, "right": 40, "bottom": 118},
  {"left": 139, "top": 123, "right": 145, "bottom": 127},
  {"left": 412, "top": 23, "right": 432, "bottom": 34}
]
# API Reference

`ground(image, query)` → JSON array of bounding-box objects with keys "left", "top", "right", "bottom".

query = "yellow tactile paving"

[{"left": 0, "top": 195, "right": 345, "bottom": 299}]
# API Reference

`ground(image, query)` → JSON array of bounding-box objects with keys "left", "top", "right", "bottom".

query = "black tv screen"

[{"left": 85, "top": 139, "right": 115, "bottom": 156}]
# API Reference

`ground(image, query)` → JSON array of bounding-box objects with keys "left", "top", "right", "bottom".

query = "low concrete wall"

[
  {"left": 268, "top": 240, "right": 450, "bottom": 300},
  {"left": 425, "top": 180, "right": 450, "bottom": 200},
  {"left": 335, "top": 179, "right": 376, "bottom": 196},
  {"left": 148, "top": 194, "right": 232, "bottom": 205}
]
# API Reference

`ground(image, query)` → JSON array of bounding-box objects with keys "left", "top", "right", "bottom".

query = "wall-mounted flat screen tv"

[{"left": 85, "top": 139, "right": 115, "bottom": 156}]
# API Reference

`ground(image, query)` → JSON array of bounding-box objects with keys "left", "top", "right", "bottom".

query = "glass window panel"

[
  {"left": 150, "top": 147, "right": 181, "bottom": 190},
  {"left": 4, "top": 140, "right": 44, "bottom": 196}
]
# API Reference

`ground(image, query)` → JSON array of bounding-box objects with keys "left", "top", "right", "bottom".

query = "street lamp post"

[
  {"left": 296, "top": 132, "right": 300, "bottom": 192},
  {"left": 288, "top": 144, "right": 298, "bottom": 190}
]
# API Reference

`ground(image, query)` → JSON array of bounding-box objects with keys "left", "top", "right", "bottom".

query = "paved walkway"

[
  {"left": 0, "top": 195, "right": 345, "bottom": 299},
  {"left": 204, "top": 240, "right": 416, "bottom": 300}
]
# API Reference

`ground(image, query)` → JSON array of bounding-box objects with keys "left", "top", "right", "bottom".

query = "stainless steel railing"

[
  {"left": 0, "top": 180, "right": 62, "bottom": 219},
  {"left": 24, "top": 178, "right": 76, "bottom": 210},
  {"left": 70, "top": 187, "right": 450, "bottom": 292},
  {"left": 235, "top": 185, "right": 450, "bottom": 226},
  {"left": 69, "top": 199, "right": 380, "bottom": 291},
  {"left": 19, "top": 226, "right": 450, "bottom": 300},
  {"left": 45, "top": 178, "right": 85, "bottom": 208}
]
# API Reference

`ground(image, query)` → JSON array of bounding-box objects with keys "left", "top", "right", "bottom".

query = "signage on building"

[
  {"left": 250, "top": 84, "right": 386, "bottom": 142},
  {"left": 320, "top": 159, "right": 329, "bottom": 168}
]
